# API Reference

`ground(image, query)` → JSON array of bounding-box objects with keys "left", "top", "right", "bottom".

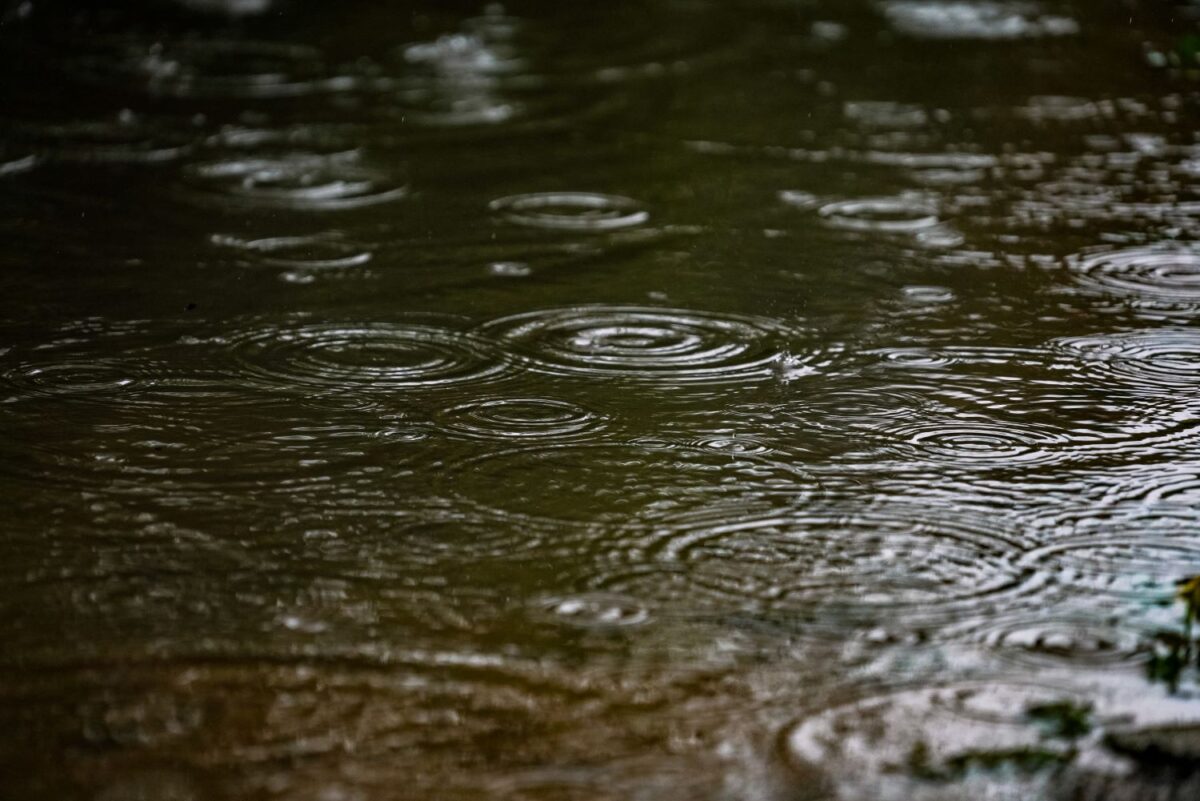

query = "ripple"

[
  {"left": 2, "top": 358, "right": 144, "bottom": 404},
  {"left": 871, "top": 345, "right": 1050, "bottom": 375},
  {"left": 181, "top": 154, "right": 408, "bottom": 211},
  {"left": 1021, "top": 534, "right": 1200, "bottom": 599},
  {"left": 488, "top": 261, "right": 533, "bottom": 277},
  {"left": 843, "top": 100, "right": 930, "bottom": 129},
  {"left": 883, "top": 419, "right": 1072, "bottom": 467},
  {"left": 201, "top": 124, "right": 362, "bottom": 160},
  {"left": 397, "top": 5, "right": 734, "bottom": 87},
  {"left": 479, "top": 306, "right": 787, "bottom": 384},
  {"left": 817, "top": 196, "right": 940, "bottom": 232},
  {"left": 400, "top": 27, "right": 525, "bottom": 78},
  {"left": 1068, "top": 245, "right": 1200, "bottom": 309},
  {"left": 0, "top": 322, "right": 162, "bottom": 409},
  {"left": 289, "top": 507, "right": 574, "bottom": 573},
  {"left": 594, "top": 499, "right": 1034, "bottom": 628},
  {"left": 880, "top": 1, "right": 1080, "bottom": 40},
  {"left": 1019, "top": 95, "right": 1104, "bottom": 123},
  {"left": 489, "top": 193, "right": 648, "bottom": 232},
  {"left": 387, "top": 81, "right": 534, "bottom": 129},
  {"left": 213, "top": 233, "right": 373, "bottom": 270},
  {"left": 1052, "top": 329, "right": 1200, "bottom": 389},
  {"left": 227, "top": 322, "right": 508, "bottom": 394},
  {"left": 439, "top": 442, "right": 813, "bottom": 525},
  {"left": 376, "top": 3, "right": 733, "bottom": 135},
  {"left": 0, "top": 654, "right": 658, "bottom": 785},
  {"left": 970, "top": 613, "right": 1149, "bottom": 669},
  {"left": 791, "top": 385, "right": 948, "bottom": 430},
  {"left": 0, "top": 148, "right": 37, "bottom": 177},
  {"left": 71, "top": 38, "right": 355, "bottom": 99},
  {"left": 901, "top": 285, "right": 957, "bottom": 304},
  {"left": 437, "top": 398, "right": 605, "bottom": 441},
  {"left": 1091, "top": 468, "right": 1200, "bottom": 506},
  {"left": 0, "top": 399, "right": 405, "bottom": 500},
  {"left": 388, "top": 26, "right": 534, "bottom": 129},
  {"left": 379, "top": 63, "right": 617, "bottom": 134},
  {"left": 12, "top": 116, "right": 196, "bottom": 164},
  {"left": 532, "top": 593, "right": 651, "bottom": 628},
  {"left": 688, "top": 435, "right": 774, "bottom": 456}
]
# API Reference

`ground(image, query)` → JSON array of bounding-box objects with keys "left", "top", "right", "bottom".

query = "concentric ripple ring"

[
  {"left": 1052, "top": 329, "right": 1200, "bottom": 389},
  {"left": 817, "top": 196, "right": 941, "bottom": 232},
  {"left": 1069, "top": 244, "right": 1200, "bottom": 302},
  {"left": 228, "top": 322, "right": 508, "bottom": 393},
  {"left": 478, "top": 305, "right": 787, "bottom": 383},
  {"left": 884, "top": 420, "right": 1072, "bottom": 467},
  {"left": 593, "top": 500, "right": 1035, "bottom": 627},
  {"left": 489, "top": 192, "right": 648, "bottom": 231},
  {"left": 437, "top": 397, "right": 605, "bottom": 441},
  {"left": 182, "top": 155, "right": 408, "bottom": 210}
]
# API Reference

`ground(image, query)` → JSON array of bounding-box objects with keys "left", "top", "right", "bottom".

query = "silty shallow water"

[{"left": 2, "top": 0, "right": 1200, "bottom": 799}]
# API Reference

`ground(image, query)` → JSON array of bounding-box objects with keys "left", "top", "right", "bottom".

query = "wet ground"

[{"left": 2, "top": 0, "right": 1200, "bottom": 799}]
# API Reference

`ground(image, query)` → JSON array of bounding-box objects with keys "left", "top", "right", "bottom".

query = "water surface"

[{"left": 2, "top": 1, "right": 1200, "bottom": 799}]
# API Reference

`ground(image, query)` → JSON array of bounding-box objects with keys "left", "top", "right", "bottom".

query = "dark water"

[{"left": 3, "top": 0, "right": 1200, "bottom": 798}]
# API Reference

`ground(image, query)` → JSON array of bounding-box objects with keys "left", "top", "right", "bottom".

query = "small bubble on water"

[
  {"left": 280, "top": 614, "right": 328, "bottom": 633},
  {"left": 902, "top": 285, "right": 956, "bottom": 303},
  {"left": 779, "top": 190, "right": 819, "bottom": 209},
  {"left": 489, "top": 261, "right": 532, "bottom": 277}
]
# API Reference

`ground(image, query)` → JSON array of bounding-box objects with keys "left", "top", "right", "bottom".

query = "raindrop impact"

[
  {"left": 226, "top": 321, "right": 510, "bottom": 394},
  {"left": 817, "top": 196, "right": 941, "bottom": 232},
  {"left": 489, "top": 192, "right": 648, "bottom": 232},
  {"left": 479, "top": 306, "right": 788, "bottom": 384},
  {"left": 181, "top": 154, "right": 408, "bottom": 210}
]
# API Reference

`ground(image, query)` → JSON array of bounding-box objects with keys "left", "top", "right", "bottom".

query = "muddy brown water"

[{"left": 2, "top": 1, "right": 1200, "bottom": 799}]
